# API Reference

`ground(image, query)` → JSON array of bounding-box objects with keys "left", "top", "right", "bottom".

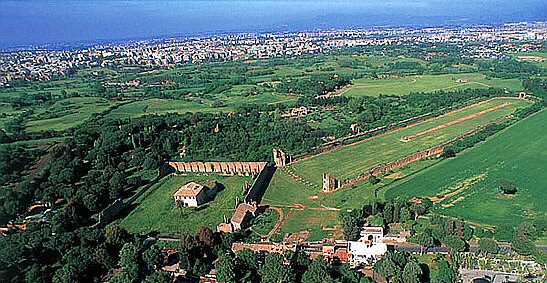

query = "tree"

[
  {"left": 374, "top": 257, "right": 399, "bottom": 281},
  {"left": 302, "top": 257, "right": 333, "bottom": 283},
  {"left": 83, "top": 194, "right": 99, "bottom": 212},
  {"left": 197, "top": 226, "right": 214, "bottom": 246},
  {"left": 342, "top": 215, "right": 361, "bottom": 241},
  {"left": 216, "top": 253, "right": 236, "bottom": 283},
  {"left": 259, "top": 253, "right": 292, "bottom": 283},
  {"left": 443, "top": 235, "right": 466, "bottom": 252},
  {"left": 143, "top": 246, "right": 163, "bottom": 270},
  {"left": 441, "top": 148, "right": 455, "bottom": 158},
  {"left": 499, "top": 179, "right": 517, "bottom": 194},
  {"left": 436, "top": 259, "right": 457, "bottom": 283},
  {"left": 236, "top": 248, "right": 260, "bottom": 272},
  {"left": 399, "top": 207, "right": 412, "bottom": 222},
  {"left": 412, "top": 233, "right": 434, "bottom": 254},
  {"left": 192, "top": 258, "right": 208, "bottom": 276},
  {"left": 94, "top": 248, "right": 115, "bottom": 270},
  {"left": 511, "top": 235, "right": 536, "bottom": 256},
  {"left": 384, "top": 202, "right": 394, "bottom": 224},
  {"left": 339, "top": 263, "right": 361, "bottom": 283},
  {"left": 109, "top": 171, "right": 126, "bottom": 199},
  {"left": 106, "top": 225, "right": 129, "bottom": 248},
  {"left": 144, "top": 271, "right": 171, "bottom": 283},
  {"left": 478, "top": 238, "right": 499, "bottom": 254},
  {"left": 369, "top": 175, "right": 380, "bottom": 185},
  {"left": 410, "top": 203, "right": 426, "bottom": 221},
  {"left": 178, "top": 245, "right": 192, "bottom": 271},
  {"left": 119, "top": 242, "right": 140, "bottom": 267},
  {"left": 402, "top": 261, "right": 422, "bottom": 283},
  {"left": 25, "top": 264, "right": 46, "bottom": 283}
]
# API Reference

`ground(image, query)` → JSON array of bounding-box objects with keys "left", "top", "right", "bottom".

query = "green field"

[
  {"left": 118, "top": 173, "right": 252, "bottom": 235},
  {"left": 384, "top": 108, "right": 547, "bottom": 228},
  {"left": 25, "top": 97, "right": 118, "bottom": 132},
  {"left": 344, "top": 73, "right": 523, "bottom": 97},
  {"left": 262, "top": 97, "right": 532, "bottom": 239},
  {"left": 290, "top": 97, "right": 530, "bottom": 186}
]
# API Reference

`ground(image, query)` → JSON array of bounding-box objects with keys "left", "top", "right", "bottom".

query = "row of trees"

[{"left": 340, "top": 199, "right": 433, "bottom": 241}]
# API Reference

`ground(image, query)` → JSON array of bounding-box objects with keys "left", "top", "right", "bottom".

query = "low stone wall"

[{"left": 167, "top": 161, "right": 266, "bottom": 176}]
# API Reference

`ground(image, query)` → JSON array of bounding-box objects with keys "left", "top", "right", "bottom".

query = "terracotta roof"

[
  {"left": 231, "top": 203, "right": 257, "bottom": 224},
  {"left": 362, "top": 227, "right": 383, "bottom": 233},
  {"left": 173, "top": 182, "right": 205, "bottom": 198}
]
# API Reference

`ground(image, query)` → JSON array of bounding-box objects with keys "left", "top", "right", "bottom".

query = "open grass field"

[
  {"left": 289, "top": 97, "right": 530, "bottom": 186},
  {"left": 106, "top": 94, "right": 296, "bottom": 118},
  {"left": 24, "top": 97, "right": 119, "bottom": 132},
  {"left": 118, "top": 173, "right": 252, "bottom": 235},
  {"left": 262, "top": 97, "right": 532, "bottom": 239},
  {"left": 343, "top": 73, "right": 522, "bottom": 97},
  {"left": 383, "top": 108, "right": 547, "bottom": 228}
]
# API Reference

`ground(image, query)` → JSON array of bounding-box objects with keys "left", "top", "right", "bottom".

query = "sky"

[{"left": 0, "top": 0, "right": 546, "bottom": 48}]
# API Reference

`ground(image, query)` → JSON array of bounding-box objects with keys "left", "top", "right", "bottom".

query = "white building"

[
  {"left": 359, "top": 227, "right": 384, "bottom": 243},
  {"left": 347, "top": 226, "right": 388, "bottom": 264},
  {"left": 348, "top": 241, "right": 388, "bottom": 263},
  {"left": 173, "top": 182, "right": 215, "bottom": 207}
]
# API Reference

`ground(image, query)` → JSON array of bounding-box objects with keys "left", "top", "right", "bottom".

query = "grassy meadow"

[
  {"left": 118, "top": 173, "right": 252, "bottom": 235},
  {"left": 384, "top": 108, "right": 547, "bottom": 228},
  {"left": 261, "top": 97, "right": 532, "bottom": 239},
  {"left": 289, "top": 97, "right": 530, "bottom": 186},
  {"left": 344, "top": 73, "right": 523, "bottom": 97},
  {"left": 25, "top": 97, "right": 118, "bottom": 132}
]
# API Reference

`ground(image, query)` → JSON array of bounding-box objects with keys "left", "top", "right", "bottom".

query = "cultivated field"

[
  {"left": 343, "top": 73, "right": 522, "bottom": 97},
  {"left": 384, "top": 108, "right": 547, "bottom": 228},
  {"left": 118, "top": 173, "right": 251, "bottom": 235}
]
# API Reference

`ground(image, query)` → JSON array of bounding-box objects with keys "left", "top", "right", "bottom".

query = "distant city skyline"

[{"left": 1, "top": 0, "right": 546, "bottom": 48}]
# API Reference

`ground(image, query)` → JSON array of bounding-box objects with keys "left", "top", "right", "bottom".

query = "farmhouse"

[{"left": 173, "top": 182, "right": 216, "bottom": 207}]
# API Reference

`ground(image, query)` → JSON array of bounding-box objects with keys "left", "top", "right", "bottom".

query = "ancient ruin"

[
  {"left": 273, "top": 148, "right": 292, "bottom": 167},
  {"left": 400, "top": 102, "right": 511, "bottom": 142},
  {"left": 167, "top": 161, "right": 266, "bottom": 176},
  {"left": 322, "top": 173, "right": 340, "bottom": 193},
  {"left": 322, "top": 122, "right": 496, "bottom": 193}
]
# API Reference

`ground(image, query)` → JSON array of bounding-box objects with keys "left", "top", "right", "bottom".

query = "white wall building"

[{"left": 173, "top": 182, "right": 214, "bottom": 207}]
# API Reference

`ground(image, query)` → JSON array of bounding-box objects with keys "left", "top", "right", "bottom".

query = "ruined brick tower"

[
  {"left": 322, "top": 173, "right": 339, "bottom": 193},
  {"left": 273, "top": 148, "right": 291, "bottom": 167}
]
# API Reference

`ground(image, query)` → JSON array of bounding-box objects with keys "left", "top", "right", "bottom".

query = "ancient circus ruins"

[{"left": 321, "top": 120, "right": 501, "bottom": 193}]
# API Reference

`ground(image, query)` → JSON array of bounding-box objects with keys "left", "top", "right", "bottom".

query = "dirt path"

[
  {"left": 266, "top": 206, "right": 284, "bottom": 237},
  {"left": 401, "top": 102, "right": 511, "bottom": 141}
]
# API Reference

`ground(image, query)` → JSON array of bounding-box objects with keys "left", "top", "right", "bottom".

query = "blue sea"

[{"left": 0, "top": 0, "right": 545, "bottom": 48}]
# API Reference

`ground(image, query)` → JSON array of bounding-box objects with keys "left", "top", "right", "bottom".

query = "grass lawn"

[
  {"left": 24, "top": 97, "right": 118, "bottom": 132},
  {"left": 261, "top": 97, "right": 531, "bottom": 238},
  {"left": 344, "top": 73, "right": 522, "bottom": 97},
  {"left": 118, "top": 173, "right": 252, "bottom": 235},
  {"left": 384, "top": 108, "right": 547, "bottom": 228},
  {"left": 250, "top": 208, "right": 280, "bottom": 236},
  {"left": 289, "top": 97, "right": 530, "bottom": 186}
]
